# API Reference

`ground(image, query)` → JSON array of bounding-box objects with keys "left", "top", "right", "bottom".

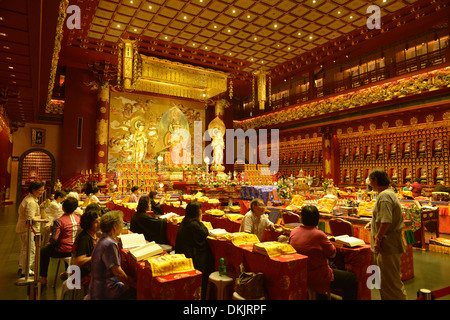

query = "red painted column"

[
  {"left": 322, "top": 130, "right": 340, "bottom": 185},
  {"left": 94, "top": 82, "right": 110, "bottom": 183}
]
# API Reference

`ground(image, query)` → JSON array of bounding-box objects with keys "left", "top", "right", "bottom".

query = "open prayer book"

[
  {"left": 118, "top": 233, "right": 147, "bottom": 249},
  {"left": 129, "top": 241, "right": 164, "bottom": 261},
  {"left": 329, "top": 235, "right": 365, "bottom": 247}
]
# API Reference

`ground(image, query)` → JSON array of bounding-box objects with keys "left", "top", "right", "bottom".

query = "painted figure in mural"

[
  {"left": 211, "top": 128, "right": 224, "bottom": 166},
  {"left": 132, "top": 120, "right": 148, "bottom": 163}
]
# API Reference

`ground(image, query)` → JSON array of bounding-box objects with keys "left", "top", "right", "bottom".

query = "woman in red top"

[{"left": 289, "top": 206, "right": 358, "bottom": 299}]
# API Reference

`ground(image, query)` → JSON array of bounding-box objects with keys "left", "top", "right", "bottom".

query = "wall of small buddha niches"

[
  {"left": 277, "top": 134, "right": 323, "bottom": 181},
  {"left": 337, "top": 111, "right": 450, "bottom": 188}
]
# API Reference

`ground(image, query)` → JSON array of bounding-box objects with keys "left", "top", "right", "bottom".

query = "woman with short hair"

[{"left": 88, "top": 210, "right": 136, "bottom": 300}]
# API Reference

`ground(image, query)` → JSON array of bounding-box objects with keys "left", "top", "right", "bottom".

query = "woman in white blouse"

[{"left": 16, "top": 181, "right": 48, "bottom": 277}]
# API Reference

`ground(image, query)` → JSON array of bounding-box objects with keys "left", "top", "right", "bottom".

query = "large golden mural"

[{"left": 107, "top": 91, "right": 205, "bottom": 173}]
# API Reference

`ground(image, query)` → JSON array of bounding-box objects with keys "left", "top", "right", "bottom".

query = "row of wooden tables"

[{"left": 113, "top": 201, "right": 373, "bottom": 300}]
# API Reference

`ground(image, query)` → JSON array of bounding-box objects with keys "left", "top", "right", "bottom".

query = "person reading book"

[
  {"left": 88, "top": 210, "right": 136, "bottom": 300},
  {"left": 149, "top": 190, "right": 164, "bottom": 216},
  {"left": 289, "top": 205, "right": 358, "bottom": 300},
  {"left": 175, "top": 201, "right": 214, "bottom": 300},
  {"left": 130, "top": 196, "right": 167, "bottom": 244}
]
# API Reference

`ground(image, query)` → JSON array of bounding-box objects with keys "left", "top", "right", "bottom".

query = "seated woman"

[
  {"left": 149, "top": 190, "right": 165, "bottom": 216},
  {"left": 89, "top": 187, "right": 101, "bottom": 204},
  {"left": 289, "top": 205, "right": 358, "bottom": 300},
  {"left": 88, "top": 210, "right": 136, "bottom": 300},
  {"left": 175, "top": 201, "right": 214, "bottom": 300},
  {"left": 73, "top": 203, "right": 102, "bottom": 296},
  {"left": 39, "top": 197, "right": 80, "bottom": 285},
  {"left": 129, "top": 186, "right": 140, "bottom": 203},
  {"left": 130, "top": 196, "right": 167, "bottom": 244}
]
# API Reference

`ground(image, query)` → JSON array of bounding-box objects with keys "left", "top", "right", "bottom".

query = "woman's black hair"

[
  {"left": 136, "top": 196, "right": 150, "bottom": 214},
  {"left": 181, "top": 201, "right": 202, "bottom": 226},
  {"left": 300, "top": 205, "right": 320, "bottom": 227}
]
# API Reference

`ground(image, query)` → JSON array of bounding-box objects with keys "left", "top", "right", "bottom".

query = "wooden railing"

[{"left": 237, "top": 46, "right": 448, "bottom": 119}]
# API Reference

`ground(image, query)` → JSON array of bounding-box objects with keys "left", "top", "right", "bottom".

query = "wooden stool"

[
  {"left": 206, "top": 271, "right": 233, "bottom": 300},
  {"left": 53, "top": 257, "right": 72, "bottom": 288}
]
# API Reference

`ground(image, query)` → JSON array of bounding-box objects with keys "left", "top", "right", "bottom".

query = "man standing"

[{"left": 365, "top": 169, "right": 407, "bottom": 300}]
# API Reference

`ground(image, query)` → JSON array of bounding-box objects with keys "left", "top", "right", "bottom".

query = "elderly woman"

[{"left": 88, "top": 210, "right": 136, "bottom": 300}]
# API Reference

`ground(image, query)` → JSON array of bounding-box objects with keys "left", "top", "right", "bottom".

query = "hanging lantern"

[{"left": 254, "top": 69, "right": 269, "bottom": 110}]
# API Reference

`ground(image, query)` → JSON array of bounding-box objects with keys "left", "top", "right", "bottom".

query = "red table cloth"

[{"left": 207, "top": 238, "right": 308, "bottom": 300}]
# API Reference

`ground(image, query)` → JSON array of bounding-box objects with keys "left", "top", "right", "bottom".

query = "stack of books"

[
  {"left": 253, "top": 241, "right": 297, "bottom": 258},
  {"left": 146, "top": 254, "right": 195, "bottom": 277}
]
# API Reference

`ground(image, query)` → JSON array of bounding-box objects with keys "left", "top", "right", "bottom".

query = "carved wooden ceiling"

[{"left": 1, "top": 0, "right": 450, "bottom": 126}]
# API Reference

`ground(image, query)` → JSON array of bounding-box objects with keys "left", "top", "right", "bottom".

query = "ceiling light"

[
  {"left": 298, "top": 32, "right": 302, "bottom": 36},
  {"left": 164, "top": 36, "right": 168, "bottom": 39},
  {"left": 0, "top": 32, "right": 6, "bottom": 37},
  {"left": 228, "top": 29, "right": 231, "bottom": 32},
  {"left": 288, "top": 47, "right": 291, "bottom": 50},
  {"left": 254, "top": 37, "right": 257, "bottom": 41},
  {"left": 3, "top": 46, "right": 10, "bottom": 50},
  {"left": 204, "top": 46, "right": 208, "bottom": 49},
  {"left": 10, "top": 74, "right": 15, "bottom": 77},
  {"left": 130, "top": 0, "right": 133, "bottom": 3},
  {"left": 184, "top": 16, "right": 187, "bottom": 19},
  {"left": 8, "top": 66, "right": 13, "bottom": 69},
  {"left": 6, "top": 57, "right": 11, "bottom": 60},
  {"left": 117, "top": 24, "right": 120, "bottom": 28},
  {"left": 134, "top": 28, "right": 137, "bottom": 32},
  {"left": 309, "top": 36, "right": 313, "bottom": 39},
  {"left": 274, "top": 24, "right": 278, "bottom": 28},
  {"left": 350, "top": 16, "right": 353, "bottom": 19},
  {"left": 250, "top": 58, "right": 254, "bottom": 61},
  {"left": 247, "top": 15, "right": 250, "bottom": 19},
  {"left": 232, "top": 10, "right": 236, "bottom": 14},
  {"left": 214, "top": 25, "right": 217, "bottom": 29},
  {"left": 149, "top": 5, "right": 152, "bottom": 9}
]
